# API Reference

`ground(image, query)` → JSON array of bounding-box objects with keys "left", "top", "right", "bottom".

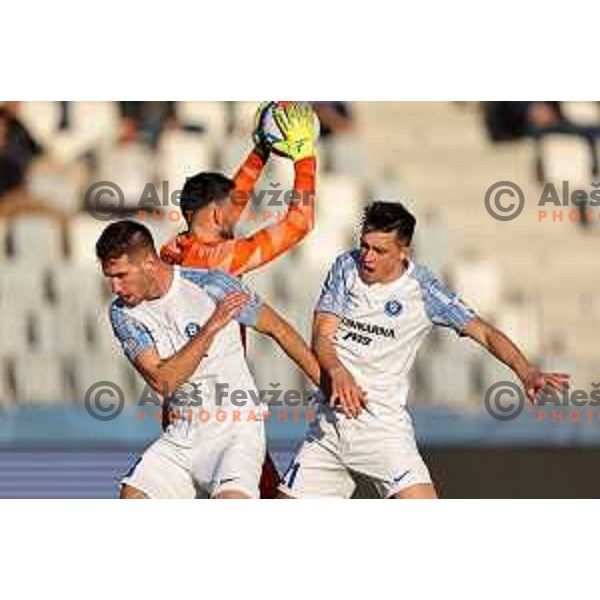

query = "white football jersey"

[
  {"left": 316, "top": 250, "right": 476, "bottom": 411},
  {"left": 110, "top": 266, "right": 262, "bottom": 414}
]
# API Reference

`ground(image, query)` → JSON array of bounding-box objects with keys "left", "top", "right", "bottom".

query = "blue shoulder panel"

[
  {"left": 180, "top": 268, "right": 262, "bottom": 327},
  {"left": 110, "top": 298, "right": 154, "bottom": 361},
  {"left": 315, "top": 250, "right": 359, "bottom": 317},
  {"left": 410, "top": 263, "right": 476, "bottom": 333}
]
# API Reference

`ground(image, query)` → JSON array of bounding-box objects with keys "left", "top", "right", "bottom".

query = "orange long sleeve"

[
  {"left": 167, "top": 157, "right": 316, "bottom": 276},
  {"left": 229, "top": 147, "right": 268, "bottom": 223}
]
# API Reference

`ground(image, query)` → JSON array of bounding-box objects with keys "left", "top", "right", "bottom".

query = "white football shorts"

[
  {"left": 279, "top": 403, "right": 431, "bottom": 498},
  {"left": 122, "top": 415, "right": 266, "bottom": 499}
]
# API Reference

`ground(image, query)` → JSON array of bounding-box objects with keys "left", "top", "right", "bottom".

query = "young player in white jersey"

[
  {"left": 96, "top": 220, "right": 319, "bottom": 499},
  {"left": 278, "top": 201, "right": 569, "bottom": 499}
]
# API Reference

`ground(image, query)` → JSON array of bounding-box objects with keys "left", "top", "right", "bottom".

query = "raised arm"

[
  {"left": 222, "top": 156, "right": 316, "bottom": 275},
  {"left": 227, "top": 144, "right": 270, "bottom": 223},
  {"left": 253, "top": 303, "right": 320, "bottom": 387},
  {"left": 462, "top": 317, "right": 570, "bottom": 403},
  {"left": 163, "top": 103, "right": 318, "bottom": 273},
  {"left": 413, "top": 265, "right": 570, "bottom": 403}
]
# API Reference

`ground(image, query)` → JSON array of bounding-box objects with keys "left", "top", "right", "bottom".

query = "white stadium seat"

[
  {"left": 13, "top": 355, "right": 67, "bottom": 405},
  {"left": 561, "top": 102, "right": 600, "bottom": 126},
  {"left": 0, "top": 308, "right": 31, "bottom": 358},
  {"left": 50, "top": 263, "right": 106, "bottom": 311},
  {"left": 426, "top": 347, "right": 476, "bottom": 409},
  {"left": 9, "top": 215, "right": 64, "bottom": 264},
  {"left": 448, "top": 255, "right": 503, "bottom": 318},
  {"left": 47, "top": 102, "right": 120, "bottom": 164},
  {"left": 72, "top": 353, "right": 134, "bottom": 403},
  {"left": 54, "top": 306, "right": 94, "bottom": 356},
  {"left": 302, "top": 222, "right": 354, "bottom": 271},
  {"left": 31, "top": 305, "right": 103, "bottom": 357},
  {"left": 327, "top": 134, "right": 366, "bottom": 178},
  {"left": 89, "top": 303, "right": 121, "bottom": 355},
  {"left": 30, "top": 307, "right": 61, "bottom": 355},
  {"left": 96, "top": 143, "right": 155, "bottom": 209},
  {"left": 219, "top": 135, "right": 255, "bottom": 175},
  {"left": 69, "top": 102, "right": 120, "bottom": 142},
  {"left": 67, "top": 214, "right": 108, "bottom": 266},
  {"left": 494, "top": 301, "right": 542, "bottom": 360},
  {"left": 18, "top": 101, "right": 61, "bottom": 145},
  {"left": 413, "top": 213, "right": 452, "bottom": 274},
  {"left": 281, "top": 261, "right": 324, "bottom": 340},
  {"left": 232, "top": 102, "right": 260, "bottom": 135},
  {"left": 26, "top": 165, "right": 82, "bottom": 214},
  {"left": 480, "top": 355, "right": 521, "bottom": 398},
  {"left": 247, "top": 335, "right": 302, "bottom": 396},
  {"left": 542, "top": 135, "right": 593, "bottom": 186},
  {"left": 176, "top": 102, "right": 228, "bottom": 142},
  {"left": 157, "top": 130, "right": 213, "bottom": 194},
  {"left": 10, "top": 216, "right": 63, "bottom": 263},
  {"left": 318, "top": 174, "right": 363, "bottom": 227},
  {"left": 0, "top": 264, "right": 48, "bottom": 311}
]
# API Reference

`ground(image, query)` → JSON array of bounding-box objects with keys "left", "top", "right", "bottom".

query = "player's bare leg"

[
  {"left": 391, "top": 483, "right": 437, "bottom": 499},
  {"left": 213, "top": 490, "right": 253, "bottom": 499},
  {"left": 120, "top": 484, "right": 150, "bottom": 499},
  {"left": 275, "top": 491, "right": 295, "bottom": 499},
  {"left": 259, "top": 453, "right": 280, "bottom": 498}
]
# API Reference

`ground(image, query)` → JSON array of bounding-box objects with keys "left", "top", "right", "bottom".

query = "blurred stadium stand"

[{"left": 1, "top": 101, "right": 599, "bottom": 497}]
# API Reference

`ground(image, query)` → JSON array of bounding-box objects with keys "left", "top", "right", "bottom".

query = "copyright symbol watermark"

[
  {"left": 85, "top": 181, "right": 124, "bottom": 221},
  {"left": 84, "top": 381, "right": 125, "bottom": 422},
  {"left": 485, "top": 181, "right": 525, "bottom": 222},
  {"left": 484, "top": 381, "right": 525, "bottom": 421}
]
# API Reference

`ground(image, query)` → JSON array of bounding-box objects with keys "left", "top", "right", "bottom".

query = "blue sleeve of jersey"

[
  {"left": 110, "top": 301, "right": 154, "bottom": 361},
  {"left": 315, "top": 252, "right": 355, "bottom": 317},
  {"left": 411, "top": 264, "right": 476, "bottom": 333},
  {"left": 180, "top": 269, "right": 262, "bottom": 327}
]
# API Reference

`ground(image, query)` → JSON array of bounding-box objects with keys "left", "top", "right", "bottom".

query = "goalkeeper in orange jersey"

[
  {"left": 161, "top": 102, "right": 317, "bottom": 273},
  {"left": 160, "top": 102, "right": 319, "bottom": 498}
]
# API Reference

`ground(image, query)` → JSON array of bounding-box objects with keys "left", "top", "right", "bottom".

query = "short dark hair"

[
  {"left": 96, "top": 220, "right": 156, "bottom": 262},
  {"left": 180, "top": 172, "right": 235, "bottom": 223},
  {"left": 361, "top": 201, "right": 416, "bottom": 244}
]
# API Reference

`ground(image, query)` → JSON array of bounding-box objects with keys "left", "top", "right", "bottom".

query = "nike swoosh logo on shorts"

[{"left": 393, "top": 470, "right": 410, "bottom": 484}]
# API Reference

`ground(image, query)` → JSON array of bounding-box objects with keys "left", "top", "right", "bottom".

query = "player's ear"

[
  {"left": 213, "top": 203, "right": 225, "bottom": 226},
  {"left": 394, "top": 234, "right": 410, "bottom": 255}
]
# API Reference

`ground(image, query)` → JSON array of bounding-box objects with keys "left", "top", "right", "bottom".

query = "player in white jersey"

[
  {"left": 278, "top": 201, "right": 569, "bottom": 499},
  {"left": 96, "top": 220, "right": 320, "bottom": 499}
]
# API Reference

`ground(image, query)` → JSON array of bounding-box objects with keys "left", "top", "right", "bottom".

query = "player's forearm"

[
  {"left": 227, "top": 158, "right": 316, "bottom": 276},
  {"left": 254, "top": 157, "right": 316, "bottom": 258},
  {"left": 149, "top": 325, "right": 220, "bottom": 396},
  {"left": 289, "top": 156, "right": 316, "bottom": 230},
  {"left": 313, "top": 334, "right": 345, "bottom": 376},
  {"left": 273, "top": 322, "right": 320, "bottom": 386},
  {"left": 229, "top": 146, "right": 269, "bottom": 221}
]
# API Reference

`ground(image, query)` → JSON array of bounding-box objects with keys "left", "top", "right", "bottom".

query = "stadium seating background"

[{"left": 1, "top": 101, "right": 599, "bottom": 497}]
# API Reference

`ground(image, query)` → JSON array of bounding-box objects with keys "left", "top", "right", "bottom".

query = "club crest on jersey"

[
  {"left": 384, "top": 299, "right": 403, "bottom": 317},
  {"left": 185, "top": 322, "right": 201, "bottom": 338}
]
